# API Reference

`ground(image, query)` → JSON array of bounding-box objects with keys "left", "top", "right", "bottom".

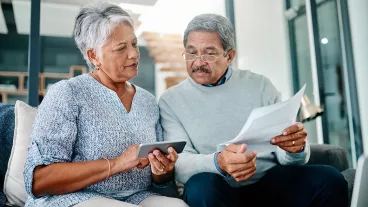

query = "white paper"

[{"left": 218, "top": 84, "right": 306, "bottom": 153}]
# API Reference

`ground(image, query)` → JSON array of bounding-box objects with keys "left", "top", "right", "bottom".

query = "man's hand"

[
  {"left": 271, "top": 122, "right": 308, "bottom": 153},
  {"left": 148, "top": 147, "right": 177, "bottom": 176},
  {"left": 148, "top": 147, "right": 178, "bottom": 185},
  {"left": 217, "top": 144, "right": 257, "bottom": 182}
]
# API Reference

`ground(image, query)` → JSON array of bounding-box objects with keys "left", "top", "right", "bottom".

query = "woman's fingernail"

[
  {"left": 283, "top": 131, "right": 287, "bottom": 135},
  {"left": 271, "top": 139, "right": 276, "bottom": 143},
  {"left": 153, "top": 150, "right": 159, "bottom": 155}
]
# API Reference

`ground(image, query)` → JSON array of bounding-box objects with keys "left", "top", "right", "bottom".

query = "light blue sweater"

[
  {"left": 24, "top": 74, "right": 161, "bottom": 207},
  {"left": 159, "top": 69, "right": 310, "bottom": 187}
]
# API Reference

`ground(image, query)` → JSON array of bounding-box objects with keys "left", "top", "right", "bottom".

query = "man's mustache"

[{"left": 191, "top": 66, "right": 211, "bottom": 73}]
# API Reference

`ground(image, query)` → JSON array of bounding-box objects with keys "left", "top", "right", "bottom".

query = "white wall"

[
  {"left": 233, "top": 0, "right": 319, "bottom": 144},
  {"left": 137, "top": 0, "right": 225, "bottom": 35},
  {"left": 234, "top": 0, "right": 293, "bottom": 100},
  {"left": 348, "top": 0, "right": 368, "bottom": 154}
]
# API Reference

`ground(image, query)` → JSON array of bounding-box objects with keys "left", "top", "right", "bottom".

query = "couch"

[{"left": 0, "top": 103, "right": 356, "bottom": 206}]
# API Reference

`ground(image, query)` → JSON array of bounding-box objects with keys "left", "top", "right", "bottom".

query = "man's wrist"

[
  {"left": 152, "top": 168, "right": 175, "bottom": 184},
  {"left": 214, "top": 152, "right": 229, "bottom": 177},
  {"left": 295, "top": 145, "right": 305, "bottom": 153}
]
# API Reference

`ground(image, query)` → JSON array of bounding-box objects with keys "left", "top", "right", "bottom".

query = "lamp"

[{"left": 300, "top": 95, "right": 324, "bottom": 123}]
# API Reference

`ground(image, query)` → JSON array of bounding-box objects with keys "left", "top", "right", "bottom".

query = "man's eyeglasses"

[{"left": 182, "top": 52, "right": 226, "bottom": 63}]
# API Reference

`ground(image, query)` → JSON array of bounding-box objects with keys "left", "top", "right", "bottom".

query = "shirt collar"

[{"left": 202, "top": 66, "right": 232, "bottom": 87}]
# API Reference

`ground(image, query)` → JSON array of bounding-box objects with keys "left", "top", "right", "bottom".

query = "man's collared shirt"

[{"left": 202, "top": 67, "right": 232, "bottom": 87}]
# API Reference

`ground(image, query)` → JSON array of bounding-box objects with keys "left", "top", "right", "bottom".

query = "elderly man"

[{"left": 159, "top": 14, "right": 348, "bottom": 207}]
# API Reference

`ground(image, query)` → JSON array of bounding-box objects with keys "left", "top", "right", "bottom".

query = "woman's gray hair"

[
  {"left": 183, "top": 14, "right": 235, "bottom": 53},
  {"left": 74, "top": 2, "right": 134, "bottom": 70}
]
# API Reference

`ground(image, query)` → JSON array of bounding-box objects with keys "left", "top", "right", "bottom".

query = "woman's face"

[{"left": 98, "top": 23, "right": 140, "bottom": 82}]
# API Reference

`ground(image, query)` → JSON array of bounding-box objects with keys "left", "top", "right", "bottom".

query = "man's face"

[{"left": 184, "top": 31, "right": 235, "bottom": 85}]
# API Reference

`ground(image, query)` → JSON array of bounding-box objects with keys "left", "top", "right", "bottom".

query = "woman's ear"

[
  {"left": 226, "top": 49, "right": 236, "bottom": 65},
  {"left": 87, "top": 49, "right": 100, "bottom": 67}
]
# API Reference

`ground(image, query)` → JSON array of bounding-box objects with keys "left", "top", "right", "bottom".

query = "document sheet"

[{"left": 218, "top": 85, "right": 306, "bottom": 153}]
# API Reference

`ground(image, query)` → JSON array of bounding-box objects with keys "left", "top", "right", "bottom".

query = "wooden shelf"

[
  {"left": 160, "top": 67, "right": 186, "bottom": 72},
  {"left": 154, "top": 57, "right": 185, "bottom": 64},
  {"left": 0, "top": 65, "right": 87, "bottom": 103},
  {"left": 143, "top": 32, "right": 183, "bottom": 42},
  {"left": 142, "top": 32, "right": 188, "bottom": 92},
  {"left": 149, "top": 48, "right": 184, "bottom": 56},
  {"left": 165, "top": 76, "right": 187, "bottom": 89}
]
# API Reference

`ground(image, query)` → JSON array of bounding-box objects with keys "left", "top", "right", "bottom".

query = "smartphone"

[{"left": 136, "top": 140, "right": 187, "bottom": 158}]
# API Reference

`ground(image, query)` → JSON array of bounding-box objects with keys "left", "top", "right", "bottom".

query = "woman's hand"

[
  {"left": 148, "top": 147, "right": 178, "bottom": 176},
  {"left": 113, "top": 144, "right": 149, "bottom": 173}
]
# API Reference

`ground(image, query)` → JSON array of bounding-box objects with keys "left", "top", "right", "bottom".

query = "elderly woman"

[{"left": 23, "top": 2, "right": 188, "bottom": 207}]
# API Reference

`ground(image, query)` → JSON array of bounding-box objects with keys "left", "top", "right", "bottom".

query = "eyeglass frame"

[{"left": 182, "top": 51, "right": 228, "bottom": 63}]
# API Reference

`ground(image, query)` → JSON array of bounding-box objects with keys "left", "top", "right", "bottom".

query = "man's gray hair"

[
  {"left": 74, "top": 2, "right": 134, "bottom": 70},
  {"left": 183, "top": 14, "right": 235, "bottom": 53}
]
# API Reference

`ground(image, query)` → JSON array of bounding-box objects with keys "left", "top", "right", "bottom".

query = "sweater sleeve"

[
  {"left": 155, "top": 120, "right": 164, "bottom": 142},
  {"left": 261, "top": 76, "right": 310, "bottom": 165},
  {"left": 159, "top": 94, "right": 223, "bottom": 184},
  {"left": 24, "top": 80, "right": 78, "bottom": 199}
]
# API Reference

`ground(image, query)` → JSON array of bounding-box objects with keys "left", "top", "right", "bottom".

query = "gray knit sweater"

[
  {"left": 159, "top": 69, "right": 310, "bottom": 187},
  {"left": 24, "top": 74, "right": 161, "bottom": 207}
]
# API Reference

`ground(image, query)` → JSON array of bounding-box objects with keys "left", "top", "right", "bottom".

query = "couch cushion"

[
  {"left": 0, "top": 104, "right": 15, "bottom": 190},
  {"left": 342, "top": 168, "right": 355, "bottom": 205},
  {"left": 308, "top": 144, "right": 349, "bottom": 172},
  {"left": 3, "top": 101, "right": 37, "bottom": 206}
]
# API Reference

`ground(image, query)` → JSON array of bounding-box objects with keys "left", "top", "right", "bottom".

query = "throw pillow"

[{"left": 3, "top": 101, "right": 37, "bottom": 206}]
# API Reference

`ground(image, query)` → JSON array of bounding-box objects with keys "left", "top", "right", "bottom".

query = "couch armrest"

[{"left": 307, "top": 144, "right": 349, "bottom": 172}]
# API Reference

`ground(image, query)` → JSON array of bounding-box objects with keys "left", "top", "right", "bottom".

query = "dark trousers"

[{"left": 183, "top": 165, "right": 348, "bottom": 207}]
